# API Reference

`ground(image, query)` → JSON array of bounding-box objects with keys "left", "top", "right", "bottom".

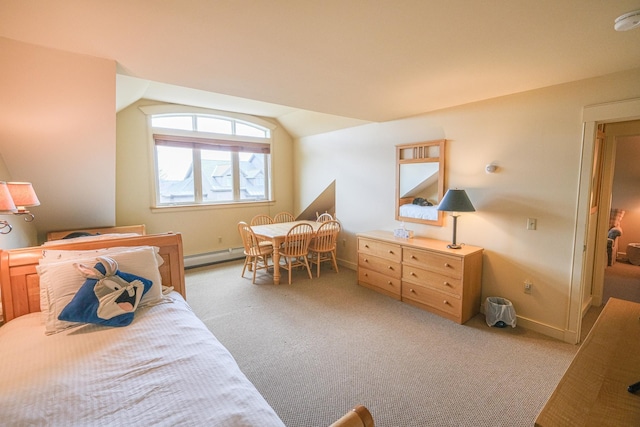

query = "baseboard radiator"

[{"left": 184, "top": 247, "right": 244, "bottom": 268}]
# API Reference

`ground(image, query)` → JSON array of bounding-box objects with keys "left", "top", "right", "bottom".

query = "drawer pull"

[
  {"left": 387, "top": 281, "right": 392, "bottom": 285},
  {"left": 444, "top": 263, "right": 450, "bottom": 268},
  {"left": 443, "top": 300, "right": 449, "bottom": 305},
  {"left": 410, "top": 288, "right": 416, "bottom": 293},
  {"left": 364, "top": 244, "right": 369, "bottom": 248},
  {"left": 444, "top": 281, "right": 450, "bottom": 287},
  {"left": 364, "top": 258, "right": 368, "bottom": 262},
  {"left": 388, "top": 250, "right": 394, "bottom": 254},
  {"left": 388, "top": 265, "right": 393, "bottom": 270},
  {"left": 411, "top": 255, "right": 417, "bottom": 259},
  {"left": 410, "top": 271, "right": 416, "bottom": 276}
]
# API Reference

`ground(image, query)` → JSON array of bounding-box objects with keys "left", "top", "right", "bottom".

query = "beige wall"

[
  {"left": 296, "top": 68, "right": 640, "bottom": 338},
  {"left": 0, "top": 37, "right": 116, "bottom": 241},
  {"left": 116, "top": 99, "right": 295, "bottom": 256}
]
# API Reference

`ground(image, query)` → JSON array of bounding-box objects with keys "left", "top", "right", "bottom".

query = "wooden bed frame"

[
  {"left": 0, "top": 231, "right": 374, "bottom": 427},
  {"left": 46, "top": 224, "right": 146, "bottom": 241},
  {"left": 0, "top": 232, "right": 184, "bottom": 323}
]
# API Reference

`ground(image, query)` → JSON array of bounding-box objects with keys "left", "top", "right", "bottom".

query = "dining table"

[{"left": 250, "top": 220, "right": 323, "bottom": 284}]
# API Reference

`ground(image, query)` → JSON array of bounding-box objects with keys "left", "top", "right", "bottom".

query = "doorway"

[
  {"left": 575, "top": 109, "right": 640, "bottom": 342},
  {"left": 600, "top": 128, "right": 640, "bottom": 305},
  {"left": 564, "top": 99, "right": 640, "bottom": 343}
]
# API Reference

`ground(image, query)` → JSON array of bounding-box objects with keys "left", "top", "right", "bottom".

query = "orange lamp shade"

[
  {"left": 0, "top": 182, "right": 18, "bottom": 213},
  {"left": 7, "top": 182, "right": 40, "bottom": 210}
]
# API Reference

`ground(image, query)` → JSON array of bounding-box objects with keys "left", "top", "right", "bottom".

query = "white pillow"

[
  {"left": 40, "top": 245, "right": 164, "bottom": 266},
  {"left": 37, "top": 246, "right": 164, "bottom": 335}
]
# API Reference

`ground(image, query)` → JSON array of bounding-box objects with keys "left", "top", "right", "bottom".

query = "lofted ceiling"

[{"left": 1, "top": 1, "right": 640, "bottom": 138}]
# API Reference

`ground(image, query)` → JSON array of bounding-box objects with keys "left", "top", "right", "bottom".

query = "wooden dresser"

[
  {"left": 357, "top": 230, "right": 483, "bottom": 324},
  {"left": 535, "top": 298, "right": 640, "bottom": 426}
]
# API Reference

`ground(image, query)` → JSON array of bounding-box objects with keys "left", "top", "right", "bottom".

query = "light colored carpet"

[{"left": 185, "top": 260, "right": 577, "bottom": 427}]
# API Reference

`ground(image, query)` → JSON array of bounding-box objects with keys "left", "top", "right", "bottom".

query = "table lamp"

[{"left": 437, "top": 189, "right": 475, "bottom": 249}]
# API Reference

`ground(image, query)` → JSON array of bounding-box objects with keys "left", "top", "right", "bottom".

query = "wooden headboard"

[
  {"left": 46, "top": 225, "right": 146, "bottom": 242},
  {"left": 0, "top": 232, "right": 185, "bottom": 323}
]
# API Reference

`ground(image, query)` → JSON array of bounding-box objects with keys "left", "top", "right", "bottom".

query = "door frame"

[{"left": 569, "top": 98, "right": 640, "bottom": 344}]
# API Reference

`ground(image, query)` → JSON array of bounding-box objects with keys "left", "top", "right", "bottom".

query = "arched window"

[{"left": 141, "top": 106, "right": 275, "bottom": 207}]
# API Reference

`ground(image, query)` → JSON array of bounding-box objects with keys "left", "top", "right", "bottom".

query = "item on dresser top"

[
  {"left": 393, "top": 223, "right": 414, "bottom": 239},
  {"left": 437, "top": 188, "right": 476, "bottom": 249}
]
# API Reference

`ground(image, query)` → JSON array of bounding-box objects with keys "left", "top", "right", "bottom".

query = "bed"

[
  {"left": 398, "top": 202, "right": 439, "bottom": 220},
  {"left": 0, "top": 232, "right": 373, "bottom": 427}
]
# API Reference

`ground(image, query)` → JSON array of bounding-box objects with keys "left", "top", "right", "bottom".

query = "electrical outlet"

[
  {"left": 527, "top": 218, "right": 537, "bottom": 230},
  {"left": 524, "top": 280, "right": 533, "bottom": 294},
  {"left": 218, "top": 236, "right": 222, "bottom": 243}
]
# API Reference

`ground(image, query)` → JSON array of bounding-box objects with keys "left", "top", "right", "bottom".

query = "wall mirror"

[{"left": 396, "top": 139, "right": 445, "bottom": 226}]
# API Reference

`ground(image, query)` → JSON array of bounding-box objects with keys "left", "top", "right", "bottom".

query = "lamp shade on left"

[{"left": 0, "top": 182, "right": 18, "bottom": 213}]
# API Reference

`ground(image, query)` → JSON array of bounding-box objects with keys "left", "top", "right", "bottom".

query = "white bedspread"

[
  {"left": 0, "top": 292, "right": 285, "bottom": 427},
  {"left": 399, "top": 203, "right": 439, "bottom": 220}
]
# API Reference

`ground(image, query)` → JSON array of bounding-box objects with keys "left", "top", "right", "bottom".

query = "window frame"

[{"left": 140, "top": 105, "right": 276, "bottom": 209}]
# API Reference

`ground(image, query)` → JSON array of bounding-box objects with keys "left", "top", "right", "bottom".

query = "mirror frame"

[{"left": 395, "top": 139, "right": 446, "bottom": 226}]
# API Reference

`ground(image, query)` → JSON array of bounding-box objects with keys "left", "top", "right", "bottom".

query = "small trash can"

[{"left": 485, "top": 297, "right": 516, "bottom": 328}]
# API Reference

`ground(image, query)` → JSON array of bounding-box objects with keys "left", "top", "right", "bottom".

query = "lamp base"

[{"left": 447, "top": 243, "right": 462, "bottom": 249}]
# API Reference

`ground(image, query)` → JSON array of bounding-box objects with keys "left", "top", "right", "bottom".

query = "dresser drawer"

[
  {"left": 403, "top": 264, "right": 462, "bottom": 295},
  {"left": 358, "top": 253, "right": 401, "bottom": 279},
  {"left": 358, "top": 238, "right": 402, "bottom": 263},
  {"left": 402, "top": 282, "right": 461, "bottom": 317},
  {"left": 358, "top": 267, "right": 401, "bottom": 297},
  {"left": 403, "top": 247, "right": 462, "bottom": 278}
]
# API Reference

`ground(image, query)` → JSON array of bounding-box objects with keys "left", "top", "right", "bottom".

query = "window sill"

[{"left": 150, "top": 200, "right": 275, "bottom": 213}]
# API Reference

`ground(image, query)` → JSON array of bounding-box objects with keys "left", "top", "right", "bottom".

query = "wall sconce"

[
  {"left": 0, "top": 182, "right": 17, "bottom": 234},
  {"left": 485, "top": 164, "right": 498, "bottom": 174},
  {"left": 7, "top": 182, "right": 40, "bottom": 221},
  {"left": 0, "top": 181, "right": 40, "bottom": 234}
]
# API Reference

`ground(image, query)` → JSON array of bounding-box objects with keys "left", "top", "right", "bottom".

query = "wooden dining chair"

[
  {"left": 316, "top": 212, "right": 333, "bottom": 222},
  {"left": 237, "top": 221, "right": 273, "bottom": 284},
  {"left": 278, "top": 223, "right": 314, "bottom": 284},
  {"left": 273, "top": 211, "right": 295, "bottom": 223},
  {"left": 308, "top": 220, "right": 341, "bottom": 277},
  {"left": 250, "top": 214, "right": 274, "bottom": 226}
]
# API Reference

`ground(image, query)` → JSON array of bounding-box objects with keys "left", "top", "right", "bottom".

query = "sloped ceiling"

[{"left": 1, "top": 1, "right": 640, "bottom": 138}]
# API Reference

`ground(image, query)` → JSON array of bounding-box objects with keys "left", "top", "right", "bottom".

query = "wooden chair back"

[
  {"left": 316, "top": 212, "right": 334, "bottom": 222},
  {"left": 310, "top": 220, "right": 341, "bottom": 252},
  {"left": 237, "top": 221, "right": 273, "bottom": 283},
  {"left": 273, "top": 212, "right": 295, "bottom": 223},
  {"left": 238, "top": 221, "right": 271, "bottom": 256},
  {"left": 250, "top": 214, "right": 274, "bottom": 226},
  {"left": 280, "top": 223, "right": 314, "bottom": 257}
]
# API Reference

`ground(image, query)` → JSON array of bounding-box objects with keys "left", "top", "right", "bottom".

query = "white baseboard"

[
  {"left": 479, "top": 303, "right": 568, "bottom": 342},
  {"left": 185, "top": 252, "right": 356, "bottom": 270},
  {"left": 184, "top": 247, "right": 244, "bottom": 268}
]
